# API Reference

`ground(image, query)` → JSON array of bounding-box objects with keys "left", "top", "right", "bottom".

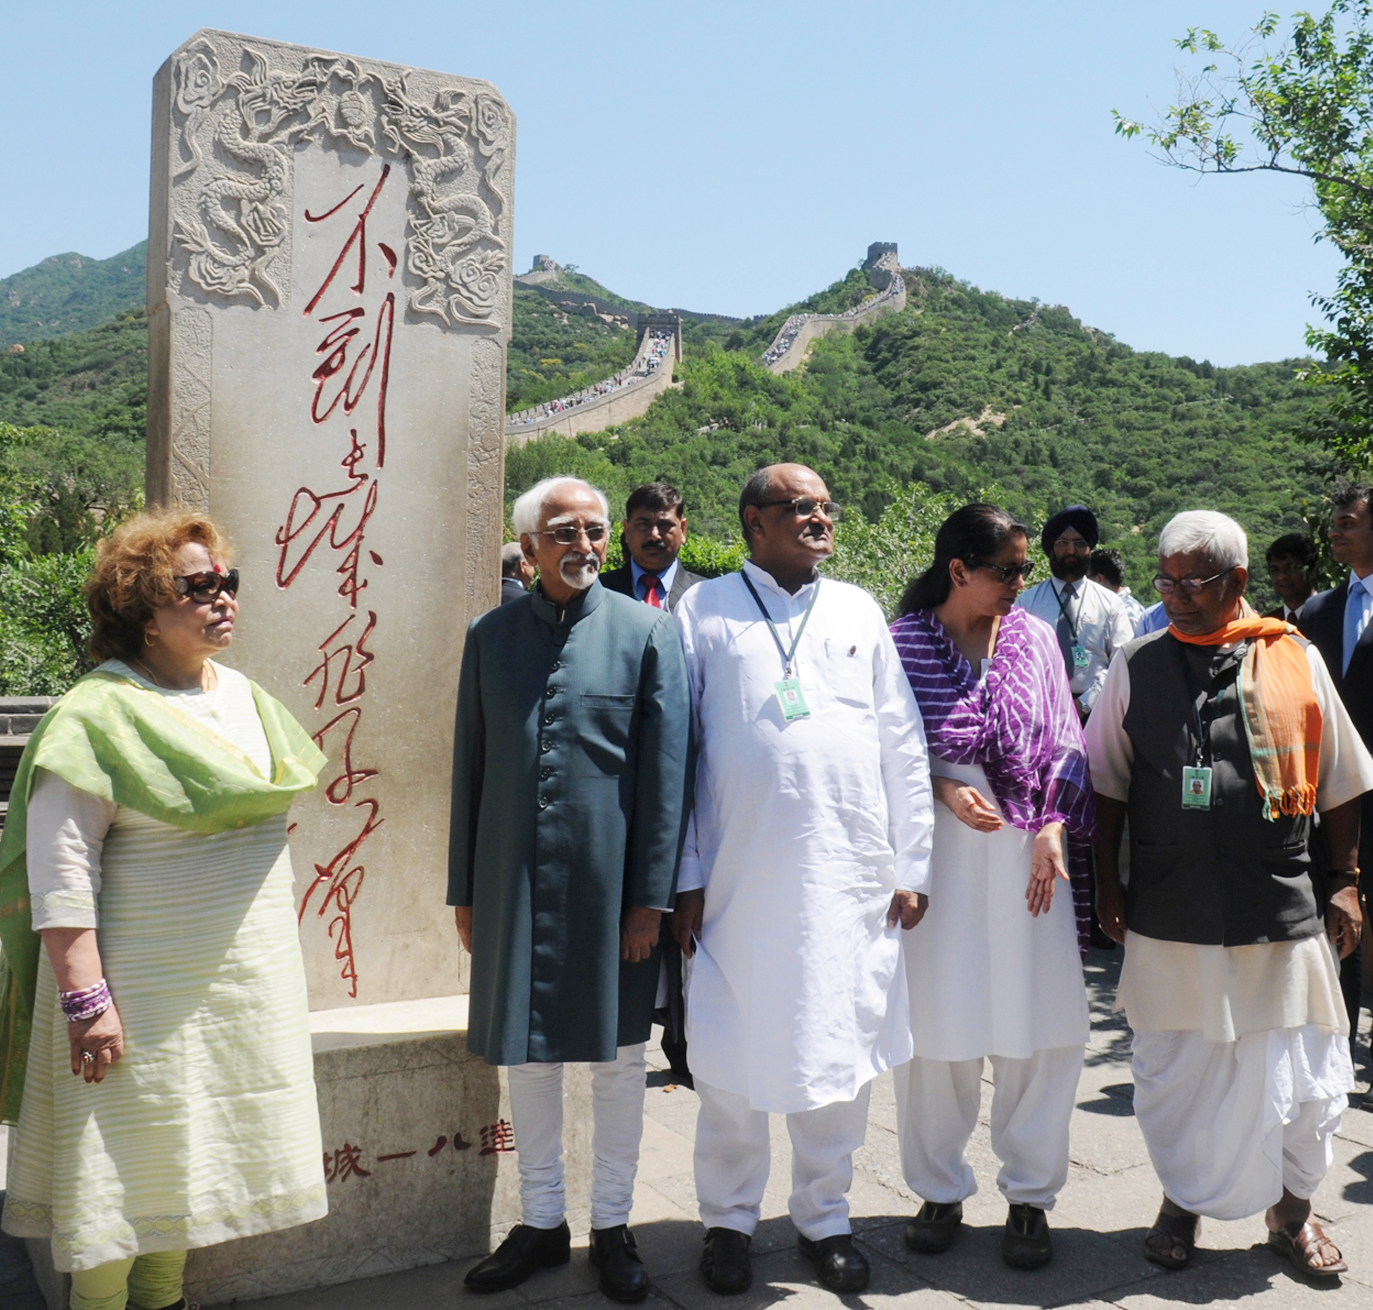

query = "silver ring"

[{"left": 80, "top": 1051, "right": 95, "bottom": 1065}]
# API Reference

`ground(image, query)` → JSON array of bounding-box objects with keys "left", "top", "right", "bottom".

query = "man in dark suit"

[
  {"left": 500, "top": 540, "right": 535, "bottom": 604},
  {"left": 600, "top": 482, "right": 704, "bottom": 613},
  {"left": 1300, "top": 484, "right": 1373, "bottom": 1077},
  {"left": 1264, "top": 533, "right": 1319, "bottom": 622},
  {"left": 601, "top": 481, "right": 701, "bottom": 1088}
]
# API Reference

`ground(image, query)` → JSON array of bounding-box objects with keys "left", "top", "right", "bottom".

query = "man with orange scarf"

[{"left": 1085, "top": 511, "right": 1373, "bottom": 1281}]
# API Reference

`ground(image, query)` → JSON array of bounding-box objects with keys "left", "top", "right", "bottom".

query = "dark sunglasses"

[
  {"left": 175, "top": 568, "right": 239, "bottom": 603},
  {"left": 757, "top": 497, "right": 844, "bottom": 523},
  {"left": 973, "top": 560, "right": 1035, "bottom": 583}
]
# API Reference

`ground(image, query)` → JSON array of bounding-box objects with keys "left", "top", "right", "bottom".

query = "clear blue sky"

[{"left": 0, "top": 0, "right": 1341, "bottom": 366}]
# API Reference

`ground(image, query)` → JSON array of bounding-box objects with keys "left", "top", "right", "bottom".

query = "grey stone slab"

[
  {"left": 148, "top": 28, "right": 513, "bottom": 1013},
  {"left": 857, "top": 1210, "right": 1171, "bottom": 1309},
  {"left": 1108, "top": 1248, "right": 1367, "bottom": 1307}
]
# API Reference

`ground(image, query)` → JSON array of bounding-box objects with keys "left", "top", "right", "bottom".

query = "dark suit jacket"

[
  {"left": 1299, "top": 581, "right": 1373, "bottom": 871},
  {"left": 600, "top": 561, "right": 703, "bottom": 613}
]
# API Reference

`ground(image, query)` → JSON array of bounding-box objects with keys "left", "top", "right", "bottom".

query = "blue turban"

[{"left": 1040, "top": 505, "right": 1099, "bottom": 554}]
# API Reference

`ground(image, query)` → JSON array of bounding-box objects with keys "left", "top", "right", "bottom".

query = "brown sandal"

[
  {"left": 1144, "top": 1202, "right": 1199, "bottom": 1270},
  {"left": 1267, "top": 1219, "right": 1347, "bottom": 1279}
]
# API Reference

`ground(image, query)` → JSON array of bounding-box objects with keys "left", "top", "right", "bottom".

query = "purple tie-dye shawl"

[{"left": 889, "top": 606, "right": 1098, "bottom": 953}]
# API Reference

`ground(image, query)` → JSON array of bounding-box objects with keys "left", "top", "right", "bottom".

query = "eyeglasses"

[
  {"left": 1152, "top": 568, "right": 1233, "bottom": 596},
  {"left": 756, "top": 497, "right": 844, "bottom": 522},
  {"left": 535, "top": 523, "right": 609, "bottom": 545},
  {"left": 973, "top": 560, "right": 1035, "bottom": 583},
  {"left": 1053, "top": 537, "right": 1092, "bottom": 553},
  {"left": 175, "top": 569, "right": 239, "bottom": 603}
]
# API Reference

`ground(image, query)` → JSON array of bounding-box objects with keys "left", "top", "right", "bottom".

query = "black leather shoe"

[
  {"left": 589, "top": 1225, "right": 649, "bottom": 1303},
  {"left": 464, "top": 1222, "right": 571, "bottom": 1291},
  {"left": 700, "top": 1227, "right": 752, "bottom": 1295},
  {"left": 1003, "top": 1203, "right": 1052, "bottom": 1269},
  {"left": 797, "top": 1233, "right": 870, "bottom": 1293},
  {"left": 905, "top": 1200, "right": 963, "bottom": 1253}
]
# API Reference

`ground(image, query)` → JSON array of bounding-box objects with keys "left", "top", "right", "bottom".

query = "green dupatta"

[{"left": 0, "top": 668, "right": 327, "bottom": 1122}]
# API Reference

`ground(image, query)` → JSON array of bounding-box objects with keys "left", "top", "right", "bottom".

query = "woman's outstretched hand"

[
  {"left": 934, "top": 776, "right": 1004, "bottom": 832},
  {"left": 1027, "top": 822, "right": 1068, "bottom": 916}
]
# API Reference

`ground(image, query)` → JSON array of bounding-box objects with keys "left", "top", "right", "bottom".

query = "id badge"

[
  {"left": 1071, "top": 644, "right": 1091, "bottom": 669},
  {"left": 774, "top": 677, "right": 811, "bottom": 721},
  {"left": 1182, "top": 765, "right": 1213, "bottom": 810}
]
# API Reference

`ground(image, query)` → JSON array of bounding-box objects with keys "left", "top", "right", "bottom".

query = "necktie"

[
  {"left": 1055, "top": 583, "right": 1077, "bottom": 676},
  {"left": 1347, "top": 576, "right": 1372, "bottom": 673},
  {"left": 640, "top": 573, "right": 663, "bottom": 609}
]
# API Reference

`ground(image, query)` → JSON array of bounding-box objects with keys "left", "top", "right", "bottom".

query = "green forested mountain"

[
  {"left": 0, "top": 243, "right": 148, "bottom": 345},
  {"left": 507, "top": 268, "right": 1333, "bottom": 601}
]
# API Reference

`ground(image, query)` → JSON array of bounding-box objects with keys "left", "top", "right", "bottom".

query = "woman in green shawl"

[{"left": 0, "top": 508, "right": 328, "bottom": 1310}]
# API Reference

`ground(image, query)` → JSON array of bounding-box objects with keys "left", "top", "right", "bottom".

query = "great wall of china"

[{"left": 504, "top": 243, "right": 903, "bottom": 443}]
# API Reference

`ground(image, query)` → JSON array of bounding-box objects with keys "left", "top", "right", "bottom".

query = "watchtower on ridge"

[{"left": 635, "top": 312, "right": 683, "bottom": 362}]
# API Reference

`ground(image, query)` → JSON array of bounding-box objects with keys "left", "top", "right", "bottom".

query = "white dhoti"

[
  {"left": 694, "top": 1078, "right": 871, "bottom": 1240},
  {"left": 1132, "top": 1024, "right": 1351, "bottom": 1220},
  {"left": 896, "top": 763, "right": 1089, "bottom": 1210},
  {"left": 506, "top": 1043, "right": 647, "bottom": 1230}
]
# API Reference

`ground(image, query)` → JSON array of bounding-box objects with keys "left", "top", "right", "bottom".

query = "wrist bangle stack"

[{"left": 58, "top": 979, "right": 111, "bottom": 1023}]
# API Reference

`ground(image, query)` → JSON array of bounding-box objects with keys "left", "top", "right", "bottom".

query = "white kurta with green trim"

[{"left": 1, "top": 662, "right": 326, "bottom": 1271}]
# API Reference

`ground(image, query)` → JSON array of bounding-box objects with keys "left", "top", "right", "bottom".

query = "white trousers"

[
  {"left": 895, "top": 1046, "right": 1084, "bottom": 1209},
  {"left": 693, "top": 1077, "right": 871, "bottom": 1241},
  {"left": 506, "top": 1043, "right": 647, "bottom": 1231},
  {"left": 1132, "top": 1025, "right": 1350, "bottom": 1220}
]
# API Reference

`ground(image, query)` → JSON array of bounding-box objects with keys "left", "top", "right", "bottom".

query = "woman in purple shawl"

[{"left": 888, "top": 504, "right": 1096, "bottom": 1272}]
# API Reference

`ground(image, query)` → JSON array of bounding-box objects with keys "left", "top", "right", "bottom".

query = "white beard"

[{"left": 559, "top": 555, "right": 601, "bottom": 590}]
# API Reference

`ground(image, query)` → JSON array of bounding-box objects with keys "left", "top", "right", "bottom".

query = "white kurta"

[
  {"left": 675, "top": 562, "right": 934, "bottom": 1114},
  {"left": 904, "top": 760, "right": 1088, "bottom": 1063},
  {"left": 1017, "top": 576, "right": 1134, "bottom": 712}
]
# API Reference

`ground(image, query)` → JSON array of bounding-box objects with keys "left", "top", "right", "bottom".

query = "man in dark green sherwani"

[{"left": 450, "top": 476, "right": 691, "bottom": 1302}]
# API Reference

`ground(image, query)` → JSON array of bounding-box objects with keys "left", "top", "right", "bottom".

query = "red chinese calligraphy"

[
  {"left": 480, "top": 1120, "right": 517, "bottom": 1156},
  {"left": 323, "top": 1143, "right": 372, "bottom": 1182},
  {"left": 284, "top": 166, "right": 397, "bottom": 999}
]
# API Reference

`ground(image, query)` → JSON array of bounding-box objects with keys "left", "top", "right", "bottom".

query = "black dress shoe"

[
  {"left": 701, "top": 1227, "right": 752, "bottom": 1294},
  {"left": 797, "top": 1233, "right": 870, "bottom": 1293},
  {"left": 464, "top": 1222, "right": 571, "bottom": 1291},
  {"left": 1003, "top": 1203, "right": 1052, "bottom": 1269},
  {"left": 904, "top": 1200, "right": 963, "bottom": 1253},
  {"left": 589, "top": 1225, "right": 649, "bottom": 1303}
]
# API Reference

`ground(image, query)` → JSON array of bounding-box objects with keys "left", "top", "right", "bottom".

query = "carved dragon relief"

[{"left": 168, "top": 36, "right": 510, "bottom": 328}]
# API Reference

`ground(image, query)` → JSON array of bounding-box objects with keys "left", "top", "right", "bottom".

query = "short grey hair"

[
  {"left": 500, "top": 541, "right": 525, "bottom": 577},
  {"left": 1157, "top": 511, "right": 1248, "bottom": 572},
  {"left": 510, "top": 477, "right": 610, "bottom": 536}
]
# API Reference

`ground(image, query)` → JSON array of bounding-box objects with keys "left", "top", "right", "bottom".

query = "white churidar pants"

[
  {"left": 693, "top": 1077, "right": 871, "bottom": 1240},
  {"left": 506, "top": 1043, "right": 647, "bottom": 1231},
  {"left": 894, "top": 1046, "right": 1084, "bottom": 1209},
  {"left": 1131, "top": 1024, "right": 1350, "bottom": 1220}
]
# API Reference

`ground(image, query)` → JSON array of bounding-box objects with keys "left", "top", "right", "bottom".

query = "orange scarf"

[{"left": 1170, "top": 600, "right": 1321, "bottom": 819}]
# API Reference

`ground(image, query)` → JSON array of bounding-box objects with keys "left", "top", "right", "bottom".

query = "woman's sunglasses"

[{"left": 175, "top": 569, "right": 240, "bottom": 603}]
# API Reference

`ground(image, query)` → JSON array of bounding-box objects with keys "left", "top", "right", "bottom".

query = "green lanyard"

[{"left": 741, "top": 572, "right": 821, "bottom": 678}]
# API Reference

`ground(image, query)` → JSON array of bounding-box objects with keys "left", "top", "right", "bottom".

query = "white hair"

[
  {"left": 1157, "top": 511, "right": 1248, "bottom": 571},
  {"left": 510, "top": 477, "right": 610, "bottom": 536}
]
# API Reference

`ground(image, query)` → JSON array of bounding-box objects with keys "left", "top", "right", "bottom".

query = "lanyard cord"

[
  {"left": 1173, "top": 638, "right": 1241, "bottom": 767},
  {"left": 1053, "top": 581, "right": 1081, "bottom": 645},
  {"left": 741, "top": 572, "right": 821, "bottom": 678}
]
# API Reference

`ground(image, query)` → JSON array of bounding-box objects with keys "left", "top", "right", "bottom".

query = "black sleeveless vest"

[{"left": 1120, "top": 631, "right": 1321, "bottom": 945}]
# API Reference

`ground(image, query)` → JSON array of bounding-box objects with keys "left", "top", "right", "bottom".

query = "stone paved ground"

[{"left": 3, "top": 947, "right": 1371, "bottom": 1309}]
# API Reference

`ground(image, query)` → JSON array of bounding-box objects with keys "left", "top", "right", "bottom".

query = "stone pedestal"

[
  {"left": 26, "top": 998, "right": 595, "bottom": 1309},
  {"left": 147, "top": 29, "right": 515, "bottom": 1010}
]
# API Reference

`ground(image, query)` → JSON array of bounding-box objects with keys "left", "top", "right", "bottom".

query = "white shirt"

[
  {"left": 674, "top": 561, "right": 934, "bottom": 1112},
  {"left": 1016, "top": 575, "right": 1134, "bottom": 712},
  {"left": 1343, "top": 570, "right": 1373, "bottom": 673}
]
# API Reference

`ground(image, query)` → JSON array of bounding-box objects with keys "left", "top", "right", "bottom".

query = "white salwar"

[
  {"left": 1086, "top": 643, "right": 1373, "bottom": 1220},
  {"left": 675, "top": 562, "right": 933, "bottom": 1235},
  {"left": 896, "top": 760, "right": 1088, "bottom": 1208}
]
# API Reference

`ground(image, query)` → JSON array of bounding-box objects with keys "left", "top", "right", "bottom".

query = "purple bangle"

[{"left": 59, "top": 979, "right": 111, "bottom": 1024}]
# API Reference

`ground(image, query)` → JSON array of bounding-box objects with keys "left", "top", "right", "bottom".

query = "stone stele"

[{"left": 147, "top": 29, "right": 513, "bottom": 1009}]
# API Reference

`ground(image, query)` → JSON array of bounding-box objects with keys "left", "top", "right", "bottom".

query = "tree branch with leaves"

[{"left": 1114, "top": 2, "right": 1373, "bottom": 463}]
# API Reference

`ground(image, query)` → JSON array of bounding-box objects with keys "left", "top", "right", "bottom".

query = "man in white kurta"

[
  {"left": 1086, "top": 511, "right": 1373, "bottom": 1279},
  {"left": 673, "top": 464, "right": 933, "bottom": 1296}
]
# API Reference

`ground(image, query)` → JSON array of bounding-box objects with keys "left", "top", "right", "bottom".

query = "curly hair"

[{"left": 85, "top": 508, "right": 233, "bottom": 662}]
